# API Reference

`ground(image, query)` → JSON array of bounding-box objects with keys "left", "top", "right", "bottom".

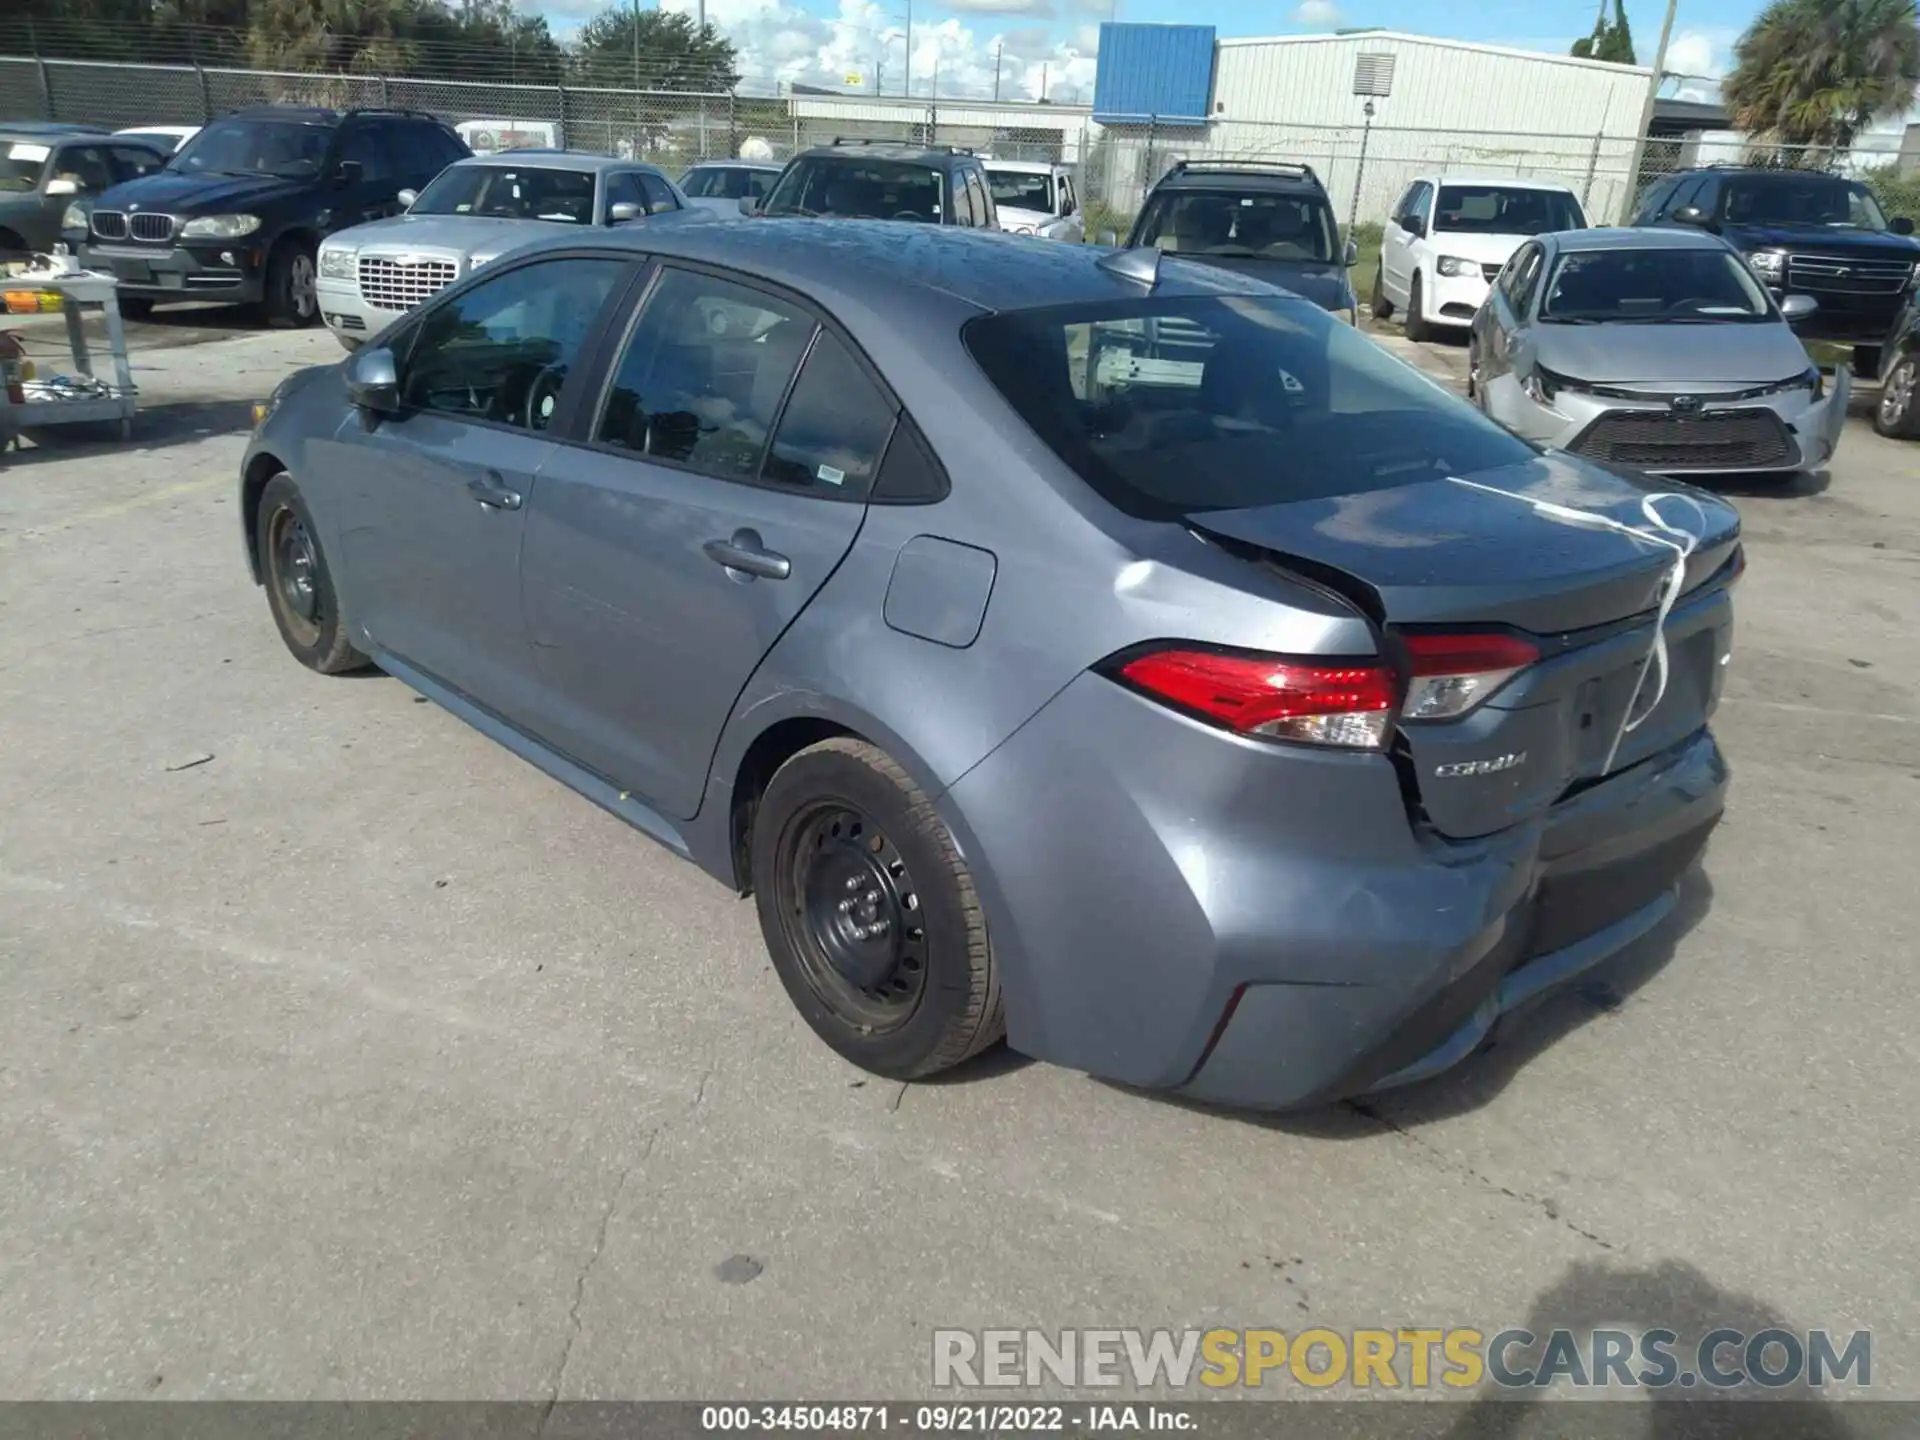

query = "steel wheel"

[
  {"left": 776, "top": 800, "right": 930, "bottom": 1031},
  {"left": 1875, "top": 356, "right": 1918, "bottom": 438},
  {"left": 268, "top": 504, "right": 322, "bottom": 650}
]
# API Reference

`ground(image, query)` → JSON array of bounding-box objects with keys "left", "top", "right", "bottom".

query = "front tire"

[
  {"left": 256, "top": 472, "right": 369, "bottom": 673},
  {"left": 752, "top": 738, "right": 1004, "bottom": 1081},
  {"left": 1873, "top": 354, "right": 1920, "bottom": 439},
  {"left": 262, "top": 240, "right": 319, "bottom": 329},
  {"left": 1404, "top": 272, "right": 1432, "bottom": 342}
]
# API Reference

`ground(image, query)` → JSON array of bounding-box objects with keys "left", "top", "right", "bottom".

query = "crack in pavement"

[
  {"left": 1345, "top": 1100, "right": 1616, "bottom": 1252},
  {"left": 539, "top": 1151, "right": 642, "bottom": 1435}
]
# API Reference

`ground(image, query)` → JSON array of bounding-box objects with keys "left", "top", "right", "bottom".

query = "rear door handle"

[
  {"left": 467, "top": 472, "right": 522, "bottom": 511},
  {"left": 703, "top": 529, "right": 791, "bottom": 581}
]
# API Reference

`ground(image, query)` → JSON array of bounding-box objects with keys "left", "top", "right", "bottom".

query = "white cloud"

[
  {"left": 946, "top": 0, "right": 1054, "bottom": 14},
  {"left": 1291, "top": 0, "right": 1340, "bottom": 28},
  {"left": 1665, "top": 28, "right": 1729, "bottom": 81}
]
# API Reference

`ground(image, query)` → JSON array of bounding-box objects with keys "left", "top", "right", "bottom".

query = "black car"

[
  {"left": 1871, "top": 290, "right": 1920, "bottom": 439},
  {"left": 751, "top": 140, "right": 999, "bottom": 228},
  {"left": 1631, "top": 164, "right": 1920, "bottom": 378},
  {"left": 1122, "top": 160, "right": 1360, "bottom": 319},
  {"left": 70, "top": 106, "right": 469, "bottom": 327}
]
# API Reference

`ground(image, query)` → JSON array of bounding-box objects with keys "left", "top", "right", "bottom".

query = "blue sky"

[{"left": 535, "top": 0, "right": 1755, "bottom": 106}]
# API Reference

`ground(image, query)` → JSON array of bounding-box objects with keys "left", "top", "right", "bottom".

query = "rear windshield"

[
  {"left": 1434, "top": 185, "right": 1586, "bottom": 235},
  {"left": 964, "top": 293, "right": 1534, "bottom": 520},
  {"left": 987, "top": 169, "right": 1053, "bottom": 213},
  {"left": 1723, "top": 175, "right": 1891, "bottom": 231},
  {"left": 1135, "top": 189, "right": 1339, "bottom": 264},
  {"left": 761, "top": 158, "right": 945, "bottom": 222},
  {"left": 412, "top": 164, "right": 598, "bottom": 223},
  {"left": 1541, "top": 248, "right": 1773, "bottom": 324},
  {"left": 681, "top": 165, "right": 776, "bottom": 200}
]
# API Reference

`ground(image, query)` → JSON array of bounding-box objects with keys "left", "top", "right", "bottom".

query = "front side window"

[
  {"left": 1434, "top": 185, "right": 1586, "bottom": 236},
  {"left": 337, "top": 126, "right": 394, "bottom": 185},
  {"left": 170, "top": 117, "right": 334, "bottom": 180},
  {"left": 110, "top": 144, "right": 168, "bottom": 180},
  {"left": 50, "top": 145, "right": 117, "bottom": 194},
  {"left": 761, "top": 158, "right": 944, "bottom": 223},
  {"left": 595, "top": 268, "right": 817, "bottom": 480},
  {"left": 400, "top": 257, "right": 626, "bottom": 429},
  {"left": 964, "top": 293, "right": 1533, "bottom": 520},
  {"left": 987, "top": 169, "right": 1053, "bottom": 213},
  {"left": 639, "top": 172, "right": 678, "bottom": 214},
  {"left": 410, "top": 165, "right": 598, "bottom": 224},
  {"left": 1539, "top": 248, "right": 1773, "bottom": 324},
  {"left": 1134, "top": 190, "right": 1340, "bottom": 263}
]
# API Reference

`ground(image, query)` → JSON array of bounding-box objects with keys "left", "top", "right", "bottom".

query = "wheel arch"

[{"left": 241, "top": 450, "right": 289, "bottom": 585}]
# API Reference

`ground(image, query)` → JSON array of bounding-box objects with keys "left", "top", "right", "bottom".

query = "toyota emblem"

[{"left": 1671, "top": 394, "right": 1702, "bottom": 414}]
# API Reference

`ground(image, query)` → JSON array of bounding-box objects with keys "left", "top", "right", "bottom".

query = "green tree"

[
  {"left": 1724, "top": 0, "right": 1920, "bottom": 151},
  {"left": 575, "top": 7, "right": 739, "bottom": 92},
  {"left": 1570, "top": 0, "right": 1637, "bottom": 64}
]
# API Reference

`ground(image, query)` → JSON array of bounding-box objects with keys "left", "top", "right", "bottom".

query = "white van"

[{"left": 455, "top": 120, "right": 560, "bottom": 156}]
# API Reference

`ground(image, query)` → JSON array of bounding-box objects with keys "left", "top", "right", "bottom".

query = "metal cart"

[{"left": 1, "top": 264, "right": 138, "bottom": 449}]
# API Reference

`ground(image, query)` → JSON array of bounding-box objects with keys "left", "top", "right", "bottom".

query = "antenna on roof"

[{"left": 1096, "top": 246, "right": 1161, "bottom": 288}]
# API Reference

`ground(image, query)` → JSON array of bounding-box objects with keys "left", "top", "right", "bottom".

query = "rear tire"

[
  {"left": 751, "top": 738, "right": 1004, "bottom": 1081},
  {"left": 1370, "top": 263, "right": 1392, "bottom": 319},
  {"left": 1404, "top": 272, "right": 1432, "bottom": 342},
  {"left": 1873, "top": 354, "right": 1920, "bottom": 439},
  {"left": 1466, "top": 335, "right": 1482, "bottom": 401},
  {"left": 256, "top": 472, "right": 369, "bottom": 674},
  {"left": 262, "top": 240, "right": 319, "bottom": 329}
]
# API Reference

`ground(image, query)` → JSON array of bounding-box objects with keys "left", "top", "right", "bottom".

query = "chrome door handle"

[
  {"left": 703, "top": 530, "right": 791, "bottom": 580},
  {"left": 467, "top": 472, "right": 522, "bottom": 511}
]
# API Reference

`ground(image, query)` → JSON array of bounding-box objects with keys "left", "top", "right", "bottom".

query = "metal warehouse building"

[{"left": 1089, "top": 25, "right": 1654, "bottom": 226}]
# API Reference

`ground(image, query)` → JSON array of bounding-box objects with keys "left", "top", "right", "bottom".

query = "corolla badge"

[{"left": 1433, "top": 752, "right": 1528, "bottom": 778}]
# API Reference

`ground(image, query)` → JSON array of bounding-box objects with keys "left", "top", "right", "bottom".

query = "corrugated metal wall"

[{"left": 1091, "top": 23, "right": 1216, "bottom": 124}]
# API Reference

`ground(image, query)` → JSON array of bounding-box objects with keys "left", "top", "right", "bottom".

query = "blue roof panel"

[{"left": 1092, "top": 23, "right": 1216, "bottom": 126}]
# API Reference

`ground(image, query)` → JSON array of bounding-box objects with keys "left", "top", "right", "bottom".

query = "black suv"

[
  {"left": 1870, "top": 290, "right": 1920, "bottom": 439},
  {"left": 751, "top": 140, "right": 999, "bottom": 228},
  {"left": 1123, "top": 160, "right": 1359, "bottom": 319},
  {"left": 1631, "top": 165, "right": 1920, "bottom": 377},
  {"left": 70, "top": 106, "right": 469, "bottom": 326}
]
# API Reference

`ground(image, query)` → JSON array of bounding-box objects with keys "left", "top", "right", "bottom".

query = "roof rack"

[
  {"left": 1169, "top": 158, "right": 1321, "bottom": 184},
  {"left": 827, "top": 136, "right": 973, "bottom": 155}
]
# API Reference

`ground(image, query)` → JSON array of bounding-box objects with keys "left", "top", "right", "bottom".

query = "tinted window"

[
  {"left": 1498, "top": 244, "right": 1539, "bottom": 304},
  {"left": 338, "top": 125, "right": 394, "bottom": 184},
  {"left": 1724, "top": 174, "right": 1892, "bottom": 231},
  {"left": 639, "top": 172, "right": 678, "bottom": 214},
  {"left": 110, "top": 144, "right": 168, "bottom": 179},
  {"left": 964, "top": 294, "right": 1533, "bottom": 521},
  {"left": 762, "top": 157, "right": 944, "bottom": 223},
  {"left": 1433, "top": 185, "right": 1585, "bottom": 235},
  {"left": 764, "top": 330, "right": 897, "bottom": 497},
  {"left": 420, "top": 121, "right": 470, "bottom": 169},
  {"left": 682, "top": 165, "right": 775, "bottom": 200},
  {"left": 400, "top": 258, "right": 625, "bottom": 430},
  {"left": 1510, "top": 246, "right": 1546, "bottom": 313},
  {"left": 1540, "top": 248, "right": 1772, "bottom": 323},
  {"left": 871, "top": 415, "right": 948, "bottom": 503},
  {"left": 1135, "top": 189, "right": 1339, "bottom": 263},
  {"left": 411, "top": 164, "right": 597, "bottom": 224},
  {"left": 48, "top": 145, "right": 116, "bottom": 195},
  {"left": 987, "top": 168, "right": 1053, "bottom": 212},
  {"left": 1402, "top": 182, "right": 1432, "bottom": 227},
  {"left": 170, "top": 116, "right": 333, "bottom": 179},
  {"left": 1663, "top": 176, "right": 1705, "bottom": 215},
  {"left": 969, "top": 170, "right": 995, "bottom": 227},
  {"left": 595, "top": 268, "right": 816, "bottom": 480},
  {"left": 1631, "top": 177, "right": 1676, "bottom": 224}
]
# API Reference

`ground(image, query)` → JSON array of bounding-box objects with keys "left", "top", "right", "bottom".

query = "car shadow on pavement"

[
  {"left": 4, "top": 398, "right": 259, "bottom": 467},
  {"left": 1433, "top": 1257, "right": 1867, "bottom": 1440}
]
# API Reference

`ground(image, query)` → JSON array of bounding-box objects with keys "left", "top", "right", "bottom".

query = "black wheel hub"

[
  {"left": 786, "top": 804, "right": 928, "bottom": 1017},
  {"left": 273, "top": 512, "right": 320, "bottom": 624}
]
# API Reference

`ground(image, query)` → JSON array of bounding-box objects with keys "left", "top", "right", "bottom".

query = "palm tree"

[{"left": 1724, "top": 0, "right": 1920, "bottom": 156}]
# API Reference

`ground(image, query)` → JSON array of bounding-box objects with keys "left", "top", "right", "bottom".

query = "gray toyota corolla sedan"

[{"left": 239, "top": 222, "right": 1739, "bottom": 1109}]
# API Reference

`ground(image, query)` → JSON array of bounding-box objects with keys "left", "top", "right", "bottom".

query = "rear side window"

[
  {"left": 763, "top": 330, "right": 897, "bottom": 498},
  {"left": 963, "top": 294, "right": 1533, "bottom": 521}
]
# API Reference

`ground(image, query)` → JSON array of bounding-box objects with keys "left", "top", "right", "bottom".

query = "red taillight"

[
  {"left": 1116, "top": 648, "right": 1398, "bottom": 750},
  {"left": 1398, "top": 630, "right": 1539, "bottom": 721}
]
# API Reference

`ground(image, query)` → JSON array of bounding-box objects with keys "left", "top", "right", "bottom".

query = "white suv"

[
  {"left": 1374, "top": 174, "right": 1588, "bottom": 340},
  {"left": 982, "top": 158, "right": 1083, "bottom": 243}
]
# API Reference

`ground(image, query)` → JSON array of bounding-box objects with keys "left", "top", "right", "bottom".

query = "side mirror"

[
  {"left": 44, "top": 177, "right": 79, "bottom": 197},
  {"left": 1893, "top": 216, "right": 1916, "bottom": 236},
  {"left": 345, "top": 345, "right": 401, "bottom": 415},
  {"left": 738, "top": 196, "right": 759, "bottom": 216},
  {"left": 1060, "top": 197, "right": 1076, "bottom": 218},
  {"left": 334, "top": 159, "right": 364, "bottom": 187},
  {"left": 1096, "top": 228, "right": 1118, "bottom": 247},
  {"left": 397, "top": 188, "right": 417, "bottom": 210},
  {"left": 1344, "top": 237, "right": 1359, "bottom": 267},
  {"left": 1780, "top": 293, "right": 1819, "bottom": 323},
  {"left": 608, "top": 201, "right": 643, "bottom": 223},
  {"left": 1672, "top": 205, "right": 1713, "bottom": 229}
]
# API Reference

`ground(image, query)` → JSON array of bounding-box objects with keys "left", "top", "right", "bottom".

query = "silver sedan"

[{"left": 1469, "top": 227, "right": 1849, "bottom": 477}]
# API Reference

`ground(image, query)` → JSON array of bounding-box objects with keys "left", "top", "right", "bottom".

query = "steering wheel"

[
  {"left": 523, "top": 361, "right": 569, "bottom": 432},
  {"left": 892, "top": 211, "right": 926, "bottom": 222}
]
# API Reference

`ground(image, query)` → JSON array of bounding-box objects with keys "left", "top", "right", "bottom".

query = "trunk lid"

[{"left": 1193, "top": 456, "right": 1741, "bottom": 839}]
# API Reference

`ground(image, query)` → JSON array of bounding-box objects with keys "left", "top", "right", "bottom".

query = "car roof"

[
  {"left": 795, "top": 142, "right": 972, "bottom": 166},
  {"left": 1426, "top": 173, "right": 1579, "bottom": 193},
  {"left": 1551, "top": 226, "right": 1728, "bottom": 253},
  {"left": 1152, "top": 162, "right": 1325, "bottom": 195},
  {"left": 1, "top": 123, "right": 110, "bottom": 138},
  {"left": 450, "top": 150, "right": 656, "bottom": 174}
]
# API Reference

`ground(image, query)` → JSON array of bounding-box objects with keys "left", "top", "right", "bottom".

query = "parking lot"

[{"left": 2, "top": 307, "right": 1917, "bottom": 1410}]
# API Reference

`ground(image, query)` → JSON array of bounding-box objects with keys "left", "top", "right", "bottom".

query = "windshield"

[
  {"left": 1724, "top": 175, "right": 1892, "bottom": 231},
  {"left": 1540, "top": 249, "right": 1773, "bottom": 324},
  {"left": 1134, "top": 190, "right": 1339, "bottom": 264},
  {"left": 118, "top": 131, "right": 185, "bottom": 154},
  {"left": 964, "top": 293, "right": 1533, "bottom": 520},
  {"left": 680, "top": 166, "right": 776, "bottom": 200},
  {"left": 761, "top": 158, "right": 944, "bottom": 222},
  {"left": 1, "top": 141, "right": 50, "bottom": 193},
  {"left": 987, "top": 169, "right": 1053, "bottom": 213},
  {"left": 1434, "top": 185, "right": 1586, "bottom": 236},
  {"left": 412, "top": 165, "right": 598, "bottom": 223},
  {"left": 170, "top": 117, "right": 333, "bottom": 179}
]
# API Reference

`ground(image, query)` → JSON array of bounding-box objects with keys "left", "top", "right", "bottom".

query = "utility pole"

[
  {"left": 993, "top": 44, "right": 1002, "bottom": 102},
  {"left": 1040, "top": 61, "right": 1048, "bottom": 102},
  {"left": 1620, "top": 0, "right": 1678, "bottom": 223},
  {"left": 904, "top": 0, "right": 912, "bottom": 96},
  {"left": 631, "top": 0, "right": 641, "bottom": 159}
]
